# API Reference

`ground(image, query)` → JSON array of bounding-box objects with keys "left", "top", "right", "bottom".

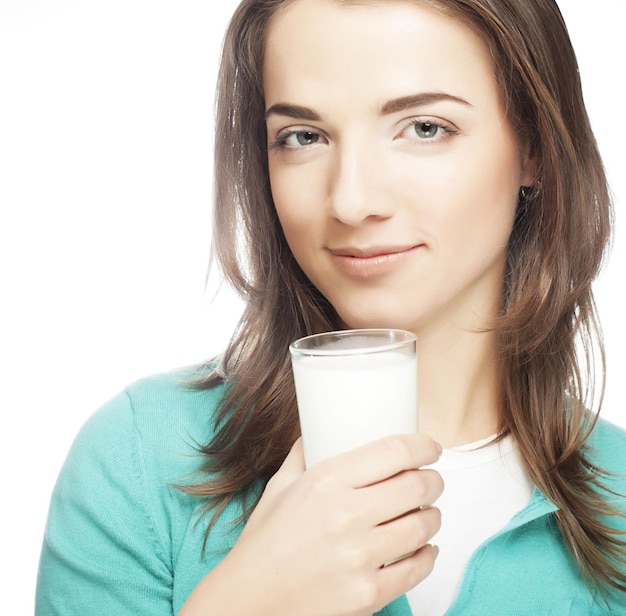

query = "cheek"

[
  {"left": 420, "top": 142, "right": 520, "bottom": 239},
  {"left": 269, "top": 163, "right": 315, "bottom": 253},
  {"left": 269, "top": 162, "right": 323, "bottom": 244},
  {"left": 473, "top": 149, "right": 522, "bottom": 236}
]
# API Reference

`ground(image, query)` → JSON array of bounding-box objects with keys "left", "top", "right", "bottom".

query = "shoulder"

[
  {"left": 70, "top": 364, "right": 227, "bottom": 484},
  {"left": 124, "top": 365, "right": 227, "bottom": 447},
  {"left": 585, "top": 416, "right": 626, "bottom": 513},
  {"left": 37, "top": 366, "right": 230, "bottom": 613},
  {"left": 586, "top": 416, "right": 626, "bottom": 470}
]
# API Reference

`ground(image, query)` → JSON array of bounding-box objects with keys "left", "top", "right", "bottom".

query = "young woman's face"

[{"left": 264, "top": 0, "right": 534, "bottom": 334}]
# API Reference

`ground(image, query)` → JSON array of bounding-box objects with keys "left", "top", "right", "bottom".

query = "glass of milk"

[{"left": 289, "top": 329, "right": 417, "bottom": 468}]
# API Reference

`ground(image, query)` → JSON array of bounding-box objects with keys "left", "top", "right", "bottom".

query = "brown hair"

[{"left": 185, "top": 0, "right": 626, "bottom": 594}]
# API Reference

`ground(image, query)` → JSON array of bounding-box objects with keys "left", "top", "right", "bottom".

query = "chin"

[{"left": 337, "top": 309, "right": 416, "bottom": 332}]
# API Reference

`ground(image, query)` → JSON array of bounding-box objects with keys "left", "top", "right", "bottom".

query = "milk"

[{"left": 292, "top": 347, "right": 417, "bottom": 467}]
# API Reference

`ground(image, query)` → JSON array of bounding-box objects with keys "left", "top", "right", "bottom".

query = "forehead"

[{"left": 263, "top": 0, "right": 499, "bottom": 110}]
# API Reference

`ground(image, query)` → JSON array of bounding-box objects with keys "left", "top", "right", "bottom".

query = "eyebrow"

[
  {"left": 380, "top": 92, "right": 472, "bottom": 114},
  {"left": 265, "top": 103, "right": 321, "bottom": 121},
  {"left": 265, "top": 92, "right": 471, "bottom": 121}
]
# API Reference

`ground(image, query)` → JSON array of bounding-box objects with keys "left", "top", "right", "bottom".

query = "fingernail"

[
  {"left": 432, "top": 545, "right": 440, "bottom": 559},
  {"left": 435, "top": 441, "right": 443, "bottom": 457}
]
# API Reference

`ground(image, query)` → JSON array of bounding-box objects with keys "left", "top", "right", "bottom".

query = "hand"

[{"left": 180, "top": 434, "right": 443, "bottom": 616}]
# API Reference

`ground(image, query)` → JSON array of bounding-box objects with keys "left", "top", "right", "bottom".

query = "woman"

[{"left": 36, "top": 0, "right": 626, "bottom": 614}]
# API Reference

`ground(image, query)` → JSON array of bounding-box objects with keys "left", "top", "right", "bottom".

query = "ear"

[{"left": 520, "top": 144, "right": 538, "bottom": 187}]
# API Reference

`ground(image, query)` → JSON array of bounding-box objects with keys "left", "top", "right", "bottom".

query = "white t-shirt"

[{"left": 407, "top": 434, "right": 534, "bottom": 615}]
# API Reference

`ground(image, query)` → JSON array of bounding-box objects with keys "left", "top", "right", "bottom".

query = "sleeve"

[{"left": 35, "top": 390, "right": 174, "bottom": 616}]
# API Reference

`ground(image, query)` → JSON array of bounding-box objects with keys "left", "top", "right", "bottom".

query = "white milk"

[{"left": 292, "top": 351, "right": 417, "bottom": 467}]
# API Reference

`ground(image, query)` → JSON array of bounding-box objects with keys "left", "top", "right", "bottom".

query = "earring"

[{"left": 519, "top": 185, "right": 531, "bottom": 201}]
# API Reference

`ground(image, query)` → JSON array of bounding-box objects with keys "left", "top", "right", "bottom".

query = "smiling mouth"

[{"left": 328, "top": 244, "right": 423, "bottom": 277}]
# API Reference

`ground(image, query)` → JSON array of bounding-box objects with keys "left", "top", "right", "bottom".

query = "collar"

[{"left": 376, "top": 487, "right": 559, "bottom": 616}]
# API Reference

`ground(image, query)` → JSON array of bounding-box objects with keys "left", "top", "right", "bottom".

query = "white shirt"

[{"left": 407, "top": 434, "right": 534, "bottom": 615}]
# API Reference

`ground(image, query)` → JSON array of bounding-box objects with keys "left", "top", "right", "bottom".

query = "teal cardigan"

[{"left": 36, "top": 368, "right": 626, "bottom": 614}]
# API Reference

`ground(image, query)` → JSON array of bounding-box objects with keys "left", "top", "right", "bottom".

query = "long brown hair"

[{"left": 185, "top": 0, "right": 626, "bottom": 593}]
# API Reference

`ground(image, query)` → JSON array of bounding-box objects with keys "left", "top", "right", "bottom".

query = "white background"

[{"left": 1, "top": 1, "right": 624, "bottom": 612}]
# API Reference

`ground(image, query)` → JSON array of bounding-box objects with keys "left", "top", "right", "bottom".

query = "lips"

[{"left": 328, "top": 244, "right": 423, "bottom": 277}]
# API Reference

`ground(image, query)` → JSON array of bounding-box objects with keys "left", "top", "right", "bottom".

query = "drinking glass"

[{"left": 289, "top": 329, "right": 417, "bottom": 467}]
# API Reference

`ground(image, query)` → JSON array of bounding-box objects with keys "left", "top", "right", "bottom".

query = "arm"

[
  {"left": 35, "top": 392, "right": 173, "bottom": 616},
  {"left": 180, "top": 435, "right": 443, "bottom": 616}
]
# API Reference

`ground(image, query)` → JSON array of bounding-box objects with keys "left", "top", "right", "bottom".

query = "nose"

[{"left": 327, "top": 142, "right": 393, "bottom": 225}]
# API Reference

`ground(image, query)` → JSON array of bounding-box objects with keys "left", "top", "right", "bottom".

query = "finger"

[
  {"left": 263, "top": 437, "right": 306, "bottom": 496},
  {"left": 373, "top": 543, "right": 440, "bottom": 610},
  {"left": 370, "top": 506, "right": 441, "bottom": 569},
  {"left": 319, "top": 433, "right": 442, "bottom": 488},
  {"left": 359, "top": 469, "right": 444, "bottom": 524}
]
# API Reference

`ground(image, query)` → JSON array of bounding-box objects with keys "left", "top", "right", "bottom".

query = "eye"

[
  {"left": 397, "top": 118, "right": 458, "bottom": 143},
  {"left": 292, "top": 130, "right": 321, "bottom": 146},
  {"left": 412, "top": 121, "right": 441, "bottom": 139},
  {"left": 270, "top": 129, "right": 326, "bottom": 150}
]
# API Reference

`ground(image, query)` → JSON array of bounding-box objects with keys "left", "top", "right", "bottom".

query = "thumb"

[{"left": 264, "top": 437, "right": 306, "bottom": 495}]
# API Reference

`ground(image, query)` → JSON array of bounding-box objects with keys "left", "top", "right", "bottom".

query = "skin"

[{"left": 181, "top": 1, "right": 533, "bottom": 614}]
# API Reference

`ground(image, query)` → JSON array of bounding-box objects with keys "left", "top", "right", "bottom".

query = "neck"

[{"left": 416, "top": 323, "right": 501, "bottom": 449}]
